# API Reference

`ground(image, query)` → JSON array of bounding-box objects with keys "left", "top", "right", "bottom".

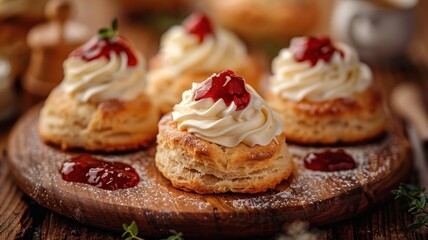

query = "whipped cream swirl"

[
  {"left": 148, "top": 26, "right": 247, "bottom": 80},
  {"left": 172, "top": 83, "right": 283, "bottom": 148},
  {"left": 62, "top": 52, "right": 146, "bottom": 103},
  {"left": 269, "top": 43, "right": 372, "bottom": 102}
]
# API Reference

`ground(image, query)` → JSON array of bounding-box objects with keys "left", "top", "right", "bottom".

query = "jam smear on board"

[
  {"left": 60, "top": 155, "right": 140, "bottom": 190},
  {"left": 304, "top": 149, "right": 356, "bottom": 172}
]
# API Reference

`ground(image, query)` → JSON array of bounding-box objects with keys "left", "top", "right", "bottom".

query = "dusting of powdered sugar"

[
  {"left": 8, "top": 110, "right": 406, "bottom": 232},
  {"left": 230, "top": 135, "right": 401, "bottom": 209}
]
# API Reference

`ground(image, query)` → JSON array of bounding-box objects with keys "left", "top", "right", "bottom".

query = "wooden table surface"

[{"left": 2, "top": 1, "right": 428, "bottom": 239}]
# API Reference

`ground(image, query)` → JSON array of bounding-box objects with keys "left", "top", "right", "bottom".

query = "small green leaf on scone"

[
  {"left": 112, "top": 18, "right": 118, "bottom": 32},
  {"left": 98, "top": 18, "right": 119, "bottom": 40}
]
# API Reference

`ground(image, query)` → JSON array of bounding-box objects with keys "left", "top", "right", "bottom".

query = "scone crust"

[
  {"left": 266, "top": 87, "right": 386, "bottom": 144},
  {"left": 206, "top": 0, "right": 317, "bottom": 43},
  {"left": 39, "top": 88, "right": 160, "bottom": 152},
  {"left": 146, "top": 56, "right": 262, "bottom": 114},
  {"left": 155, "top": 114, "right": 293, "bottom": 194}
]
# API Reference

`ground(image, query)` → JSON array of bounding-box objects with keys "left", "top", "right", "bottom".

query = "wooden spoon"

[{"left": 391, "top": 82, "right": 428, "bottom": 188}]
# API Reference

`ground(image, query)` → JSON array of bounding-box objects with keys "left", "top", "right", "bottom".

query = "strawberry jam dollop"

[
  {"left": 70, "top": 19, "right": 138, "bottom": 67},
  {"left": 60, "top": 155, "right": 140, "bottom": 191},
  {"left": 70, "top": 36, "right": 138, "bottom": 67},
  {"left": 304, "top": 149, "right": 356, "bottom": 172},
  {"left": 194, "top": 70, "right": 250, "bottom": 111},
  {"left": 184, "top": 12, "right": 213, "bottom": 43},
  {"left": 290, "top": 37, "right": 344, "bottom": 67}
]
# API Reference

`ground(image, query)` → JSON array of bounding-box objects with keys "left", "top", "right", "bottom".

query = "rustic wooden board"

[
  {"left": 0, "top": 157, "right": 32, "bottom": 239},
  {"left": 7, "top": 105, "right": 411, "bottom": 239}
]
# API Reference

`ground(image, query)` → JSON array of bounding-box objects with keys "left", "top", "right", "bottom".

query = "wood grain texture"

[
  {"left": 40, "top": 212, "right": 122, "bottom": 240},
  {"left": 0, "top": 160, "right": 32, "bottom": 239},
  {"left": 6, "top": 105, "right": 411, "bottom": 239}
]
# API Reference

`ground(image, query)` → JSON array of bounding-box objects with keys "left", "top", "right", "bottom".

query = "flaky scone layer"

[
  {"left": 155, "top": 114, "right": 293, "bottom": 194},
  {"left": 146, "top": 57, "right": 262, "bottom": 114},
  {"left": 39, "top": 88, "right": 160, "bottom": 152},
  {"left": 266, "top": 87, "right": 386, "bottom": 145}
]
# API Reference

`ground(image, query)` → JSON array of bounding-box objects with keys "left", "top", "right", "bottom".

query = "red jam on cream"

[
  {"left": 61, "top": 20, "right": 146, "bottom": 103},
  {"left": 269, "top": 36, "right": 372, "bottom": 102},
  {"left": 183, "top": 12, "right": 213, "bottom": 43},
  {"left": 194, "top": 70, "right": 250, "bottom": 111},
  {"left": 290, "top": 37, "right": 344, "bottom": 66},
  {"left": 147, "top": 13, "right": 247, "bottom": 81},
  {"left": 71, "top": 36, "right": 138, "bottom": 67}
]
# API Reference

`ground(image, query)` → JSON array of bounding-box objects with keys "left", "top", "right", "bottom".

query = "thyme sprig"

[
  {"left": 392, "top": 183, "right": 428, "bottom": 229},
  {"left": 122, "top": 221, "right": 184, "bottom": 240}
]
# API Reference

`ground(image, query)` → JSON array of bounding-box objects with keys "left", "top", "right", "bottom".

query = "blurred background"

[
  {"left": 0, "top": 0, "right": 426, "bottom": 122},
  {"left": 1, "top": 1, "right": 428, "bottom": 238}
]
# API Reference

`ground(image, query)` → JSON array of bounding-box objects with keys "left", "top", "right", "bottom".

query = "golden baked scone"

[
  {"left": 117, "top": 0, "right": 187, "bottom": 14},
  {"left": 156, "top": 115, "right": 292, "bottom": 194},
  {"left": 266, "top": 37, "right": 386, "bottom": 144},
  {"left": 39, "top": 88, "right": 159, "bottom": 152},
  {"left": 155, "top": 70, "right": 292, "bottom": 194},
  {"left": 267, "top": 87, "right": 385, "bottom": 144},
  {"left": 146, "top": 13, "right": 262, "bottom": 114},
  {"left": 38, "top": 20, "right": 160, "bottom": 152},
  {"left": 205, "top": 0, "right": 318, "bottom": 44}
]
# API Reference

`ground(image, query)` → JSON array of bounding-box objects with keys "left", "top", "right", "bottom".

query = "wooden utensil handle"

[{"left": 391, "top": 82, "right": 428, "bottom": 140}]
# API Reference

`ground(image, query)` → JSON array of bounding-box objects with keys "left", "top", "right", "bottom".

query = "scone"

[
  {"left": 146, "top": 13, "right": 262, "bottom": 114},
  {"left": 39, "top": 21, "right": 160, "bottom": 152},
  {"left": 155, "top": 70, "right": 292, "bottom": 194},
  {"left": 117, "top": 0, "right": 188, "bottom": 14},
  {"left": 266, "top": 36, "right": 386, "bottom": 144},
  {"left": 205, "top": 0, "right": 318, "bottom": 44}
]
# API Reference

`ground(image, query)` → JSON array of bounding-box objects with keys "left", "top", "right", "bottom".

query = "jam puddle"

[
  {"left": 60, "top": 155, "right": 139, "bottom": 190},
  {"left": 304, "top": 149, "right": 356, "bottom": 172}
]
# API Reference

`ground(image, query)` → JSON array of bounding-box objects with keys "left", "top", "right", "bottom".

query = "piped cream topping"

[
  {"left": 148, "top": 25, "right": 247, "bottom": 80},
  {"left": 269, "top": 43, "right": 372, "bottom": 102},
  {"left": 62, "top": 51, "right": 146, "bottom": 103},
  {"left": 172, "top": 83, "right": 283, "bottom": 148}
]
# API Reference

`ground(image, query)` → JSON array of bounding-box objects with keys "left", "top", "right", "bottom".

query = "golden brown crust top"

[
  {"left": 39, "top": 88, "right": 160, "bottom": 152},
  {"left": 148, "top": 55, "right": 262, "bottom": 92},
  {"left": 267, "top": 86, "right": 382, "bottom": 117},
  {"left": 158, "top": 114, "right": 285, "bottom": 164},
  {"left": 266, "top": 86, "right": 386, "bottom": 144}
]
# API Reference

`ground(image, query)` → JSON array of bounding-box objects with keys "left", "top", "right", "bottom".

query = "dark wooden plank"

[
  {"left": 41, "top": 212, "right": 121, "bottom": 240},
  {"left": 0, "top": 161, "right": 32, "bottom": 239}
]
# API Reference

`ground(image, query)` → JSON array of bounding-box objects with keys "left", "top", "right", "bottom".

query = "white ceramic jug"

[{"left": 331, "top": 0, "right": 416, "bottom": 63}]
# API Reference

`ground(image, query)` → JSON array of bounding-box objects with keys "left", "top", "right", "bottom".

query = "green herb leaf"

[
  {"left": 112, "top": 18, "right": 118, "bottom": 32},
  {"left": 392, "top": 183, "right": 428, "bottom": 230},
  {"left": 122, "top": 221, "right": 144, "bottom": 240},
  {"left": 129, "top": 221, "right": 139, "bottom": 236},
  {"left": 409, "top": 221, "right": 426, "bottom": 229},
  {"left": 122, "top": 221, "right": 184, "bottom": 240},
  {"left": 98, "top": 19, "right": 119, "bottom": 40},
  {"left": 164, "top": 230, "right": 184, "bottom": 240}
]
